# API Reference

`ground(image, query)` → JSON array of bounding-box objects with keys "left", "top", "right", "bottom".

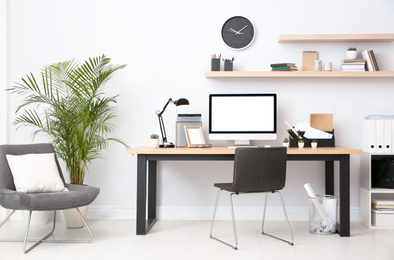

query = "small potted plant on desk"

[
  {"left": 149, "top": 134, "right": 160, "bottom": 148},
  {"left": 298, "top": 139, "right": 304, "bottom": 148},
  {"left": 283, "top": 138, "right": 289, "bottom": 148},
  {"left": 311, "top": 140, "right": 318, "bottom": 148}
]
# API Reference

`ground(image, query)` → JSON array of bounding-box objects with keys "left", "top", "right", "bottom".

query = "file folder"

[
  {"left": 362, "top": 118, "right": 376, "bottom": 153},
  {"left": 376, "top": 119, "right": 384, "bottom": 153},
  {"left": 384, "top": 119, "right": 392, "bottom": 153}
]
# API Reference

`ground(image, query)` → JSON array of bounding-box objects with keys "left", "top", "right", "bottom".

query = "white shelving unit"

[{"left": 360, "top": 152, "right": 394, "bottom": 229}]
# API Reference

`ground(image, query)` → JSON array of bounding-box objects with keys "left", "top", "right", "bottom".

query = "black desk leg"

[
  {"left": 148, "top": 160, "right": 157, "bottom": 220},
  {"left": 339, "top": 155, "right": 350, "bottom": 237},
  {"left": 325, "top": 161, "right": 334, "bottom": 195},
  {"left": 136, "top": 156, "right": 157, "bottom": 235},
  {"left": 137, "top": 155, "right": 147, "bottom": 235}
]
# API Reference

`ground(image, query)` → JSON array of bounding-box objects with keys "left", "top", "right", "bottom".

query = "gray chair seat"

[{"left": 0, "top": 184, "right": 99, "bottom": 211}]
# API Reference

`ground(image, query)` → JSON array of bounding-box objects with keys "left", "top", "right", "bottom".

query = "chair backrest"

[
  {"left": 0, "top": 143, "right": 66, "bottom": 190},
  {"left": 232, "top": 147, "right": 287, "bottom": 192}
]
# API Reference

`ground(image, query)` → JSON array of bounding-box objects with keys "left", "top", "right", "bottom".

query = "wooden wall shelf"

[
  {"left": 205, "top": 71, "right": 394, "bottom": 78},
  {"left": 278, "top": 34, "right": 394, "bottom": 43}
]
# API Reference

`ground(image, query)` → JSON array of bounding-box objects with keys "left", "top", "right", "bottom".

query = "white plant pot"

[
  {"left": 298, "top": 143, "right": 304, "bottom": 148},
  {"left": 63, "top": 205, "right": 89, "bottom": 229},
  {"left": 311, "top": 142, "right": 318, "bottom": 148},
  {"left": 283, "top": 142, "right": 289, "bottom": 148},
  {"left": 23, "top": 210, "right": 50, "bottom": 226},
  {"left": 149, "top": 139, "right": 160, "bottom": 148},
  {"left": 346, "top": 50, "right": 357, "bottom": 60}
]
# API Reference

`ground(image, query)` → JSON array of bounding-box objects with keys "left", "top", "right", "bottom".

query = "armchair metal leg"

[
  {"left": 209, "top": 189, "right": 238, "bottom": 250},
  {"left": 261, "top": 191, "right": 294, "bottom": 246},
  {"left": 0, "top": 209, "right": 16, "bottom": 229},
  {"left": 0, "top": 208, "right": 95, "bottom": 254}
]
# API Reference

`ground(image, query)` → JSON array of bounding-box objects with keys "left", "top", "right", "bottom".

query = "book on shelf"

[
  {"left": 271, "top": 66, "right": 298, "bottom": 70},
  {"left": 270, "top": 63, "right": 296, "bottom": 67},
  {"left": 341, "top": 64, "right": 366, "bottom": 70},
  {"left": 372, "top": 199, "right": 394, "bottom": 206},
  {"left": 370, "top": 50, "right": 380, "bottom": 71},
  {"left": 361, "top": 50, "right": 380, "bottom": 71},
  {"left": 372, "top": 203, "right": 394, "bottom": 209},
  {"left": 272, "top": 69, "right": 298, "bottom": 71},
  {"left": 342, "top": 59, "right": 366, "bottom": 65}
]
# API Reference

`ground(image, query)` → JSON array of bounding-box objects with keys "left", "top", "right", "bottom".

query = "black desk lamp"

[{"left": 156, "top": 98, "right": 189, "bottom": 148}]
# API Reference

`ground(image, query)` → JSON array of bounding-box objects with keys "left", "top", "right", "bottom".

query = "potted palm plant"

[{"left": 8, "top": 55, "right": 128, "bottom": 227}]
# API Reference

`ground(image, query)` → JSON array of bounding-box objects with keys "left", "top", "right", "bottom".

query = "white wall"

[
  {"left": 5, "top": 0, "right": 394, "bottom": 221},
  {"left": 0, "top": 0, "right": 9, "bottom": 221}
]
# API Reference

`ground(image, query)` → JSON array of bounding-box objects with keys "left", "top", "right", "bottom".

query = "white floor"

[{"left": 0, "top": 219, "right": 393, "bottom": 260}]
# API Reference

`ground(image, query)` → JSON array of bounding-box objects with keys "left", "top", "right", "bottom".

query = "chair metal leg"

[
  {"left": 209, "top": 189, "right": 238, "bottom": 250},
  {"left": 0, "top": 208, "right": 95, "bottom": 254},
  {"left": 23, "top": 211, "right": 57, "bottom": 253},
  {"left": 261, "top": 191, "right": 294, "bottom": 246},
  {"left": 0, "top": 209, "right": 16, "bottom": 229}
]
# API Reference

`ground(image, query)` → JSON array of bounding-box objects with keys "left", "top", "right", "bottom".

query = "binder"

[
  {"left": 362, "top": 118, "right": 376, "bottom": 153},
  {"left": 375, "top": 118, "right": 384, "bottom": 153},
  {"left": 384, "top": 119, "right": 392, "bottom": 153}
]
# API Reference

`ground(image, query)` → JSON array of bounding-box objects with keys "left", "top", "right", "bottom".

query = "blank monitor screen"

[{"left": 209, "top": 94, "right": 277, "bottom": 142}]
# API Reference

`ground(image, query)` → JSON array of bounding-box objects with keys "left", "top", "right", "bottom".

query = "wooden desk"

[{"left": 126, "top": 146, "right": 362, "bottom": 237}]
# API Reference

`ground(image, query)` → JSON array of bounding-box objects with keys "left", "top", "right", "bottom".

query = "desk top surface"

[{"left": 126, "top": 146, "right": 362, "bottom": 155}]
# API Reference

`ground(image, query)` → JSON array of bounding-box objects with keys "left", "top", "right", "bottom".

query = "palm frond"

[{"left": 9, "top": 55, "right": 128, "bottom": 185}]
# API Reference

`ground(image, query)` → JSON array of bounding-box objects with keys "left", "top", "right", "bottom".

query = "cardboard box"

[
  {"left": 372, "top": 209, "right": 394, "bottom": 227},
  {"left": 302, "top": 51, "right": 318, "bottom": 71}
]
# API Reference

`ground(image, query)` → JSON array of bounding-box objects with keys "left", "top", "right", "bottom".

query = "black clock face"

[{"left": 221, "top": 16, "right": 255, "bottom": 50}]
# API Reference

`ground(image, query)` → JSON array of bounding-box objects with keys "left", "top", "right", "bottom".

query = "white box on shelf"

[{"left": 371, "top": 209, "right": 394, "bottom": 227}]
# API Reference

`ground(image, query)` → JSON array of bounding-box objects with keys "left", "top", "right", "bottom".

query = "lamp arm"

[
  {"left": 157, "top": 98, "right": 174, "bottom": 116},
  {"left": 157, "top": 114, "right": 168, "bottom": 143}
]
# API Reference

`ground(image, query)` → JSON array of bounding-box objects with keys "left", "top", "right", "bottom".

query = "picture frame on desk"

[{"left": 184, "top": 125, "right": 206, "bottom": 148}]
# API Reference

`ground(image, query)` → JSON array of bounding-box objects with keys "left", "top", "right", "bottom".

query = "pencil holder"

[
  {"left": 224, "top": 62, "right": 233, "bottom": 71},
  {"left": 211, "top": 59, "right": 220, "bottom": 71}
]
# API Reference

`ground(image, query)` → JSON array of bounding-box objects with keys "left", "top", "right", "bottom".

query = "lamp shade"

[{"left": 173, "top": 98, "right": 189, "bottom": 106}]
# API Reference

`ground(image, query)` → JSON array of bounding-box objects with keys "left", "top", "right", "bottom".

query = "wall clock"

[{"left": 221, "top": 16, "right": 255, "bottom": 50}]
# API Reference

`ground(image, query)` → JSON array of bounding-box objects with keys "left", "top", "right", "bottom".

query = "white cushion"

[{"left": 6, "top": 153, "right": 67, "bottom": 193}]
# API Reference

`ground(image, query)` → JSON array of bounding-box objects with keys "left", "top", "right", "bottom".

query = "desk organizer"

[{"left": 288, "top": 129, "right": 335, "bottom": 147}]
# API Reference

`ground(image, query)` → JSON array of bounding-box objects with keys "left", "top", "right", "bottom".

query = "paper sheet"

[{"left": 294, "top": 122, "right": 333, "bottom": 139}]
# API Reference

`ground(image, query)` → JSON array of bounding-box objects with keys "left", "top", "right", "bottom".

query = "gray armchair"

[{"left": 0, "top": 143, "right": 100, "bottom": 253}]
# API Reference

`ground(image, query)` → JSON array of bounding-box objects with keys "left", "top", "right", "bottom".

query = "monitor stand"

[{"left": 228, "top": 140, "right": 257, "bottom": 149}]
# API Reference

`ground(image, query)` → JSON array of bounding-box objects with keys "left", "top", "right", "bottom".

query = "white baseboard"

[
  {"left": 87, "top": 205, "right": 361, "bottom": 222},
  {"left": 5, "top": 206, "right": 360, "bottom": 222}
]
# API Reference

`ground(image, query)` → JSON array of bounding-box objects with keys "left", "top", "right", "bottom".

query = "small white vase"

[
  {"left": 298, "top": 143, "right": 304, "bottom": 148},
  {"left": 63, "top": 205, "right": 89, "bottom": 229},
  {"left": 283, "top": 142, "right": 289, "bottom": 148},
  {"left": 149, "top": 139, "right": 160, "bottom": 148},
  {"left": 311, "top": 142, "right": 318, "bottom": 148},
  {"left": 346, "top": 50, "right": 357, "bottom": 60}
]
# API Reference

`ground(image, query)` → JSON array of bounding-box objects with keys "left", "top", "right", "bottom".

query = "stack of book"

[
  {"left": 372, "top": 199, "right": 394, "bottom": 212},
  {"left": 270, "top": 63, "right": 298, "bottom": 71},
  {"left": 362, "top": 50, "right": 380, "bottom": 71},
  {"left": 340, "top": 59, "right": 366, "bottom": 71}
]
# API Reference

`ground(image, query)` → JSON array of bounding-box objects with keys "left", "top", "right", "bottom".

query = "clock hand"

[
  {"left": 227, "top": 28, "right": 238, "bottom": 34},
  {"left": 236, "top": 25, "right": 248, "bottom": 34}
]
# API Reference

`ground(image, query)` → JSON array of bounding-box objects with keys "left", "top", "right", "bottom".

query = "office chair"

[
  {"left": 0, "top": 143, "right": 100, "bottom": 253},
  {"left": 209, "top": 147, "right": 294, "bottom": 250}
]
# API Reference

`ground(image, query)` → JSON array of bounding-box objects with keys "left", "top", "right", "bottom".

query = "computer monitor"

[{"left": 209, "top": 93, "right": 277, "bottom": 146}]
